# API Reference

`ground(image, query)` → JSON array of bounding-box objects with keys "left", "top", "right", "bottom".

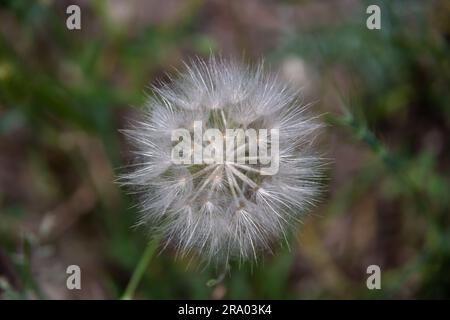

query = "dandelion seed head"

[{"left": 120, "top": 56, "right": 324, "bottom": 264}]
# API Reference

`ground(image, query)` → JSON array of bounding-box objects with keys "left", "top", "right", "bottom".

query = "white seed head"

[{"left": 120, "top": 56, "right": 324, "bottom": 265}]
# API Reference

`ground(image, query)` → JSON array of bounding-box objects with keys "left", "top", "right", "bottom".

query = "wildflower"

[{"left": 120, "top": 56, "right": 324, "bottom": 264}]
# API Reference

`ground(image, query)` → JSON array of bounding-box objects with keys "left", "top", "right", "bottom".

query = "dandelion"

[{"left": 120, "top": 56, "right": 324, "bottom": 266}]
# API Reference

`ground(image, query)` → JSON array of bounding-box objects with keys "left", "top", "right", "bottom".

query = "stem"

[{"left": 121, "top": 235, "right": 161, "bottom": 300}]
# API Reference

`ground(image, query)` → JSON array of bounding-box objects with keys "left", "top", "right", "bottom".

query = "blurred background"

[{"left": 0, "top": 0, "right": 449, "bottom": 299}]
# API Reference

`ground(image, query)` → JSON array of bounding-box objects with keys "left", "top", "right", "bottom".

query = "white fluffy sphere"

[{"left": 120, "top": 57, "right": 324, "bottom": 264}]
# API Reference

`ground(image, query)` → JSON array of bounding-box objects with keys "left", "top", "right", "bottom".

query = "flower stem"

[{"left": 121, "top": 235, "right": 161, "bottom": 300}]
